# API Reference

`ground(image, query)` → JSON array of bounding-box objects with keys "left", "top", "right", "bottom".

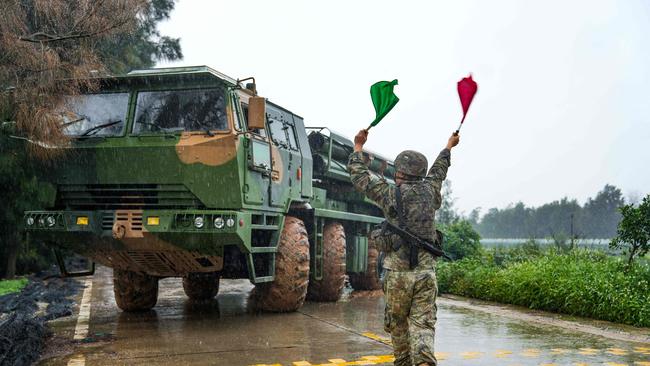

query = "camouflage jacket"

[{"left": 347, "top": 149, "right": 451, "bottom": 271}]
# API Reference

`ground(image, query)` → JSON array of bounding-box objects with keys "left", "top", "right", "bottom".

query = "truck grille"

[{"left": 57, "top": 184, "right": 203, "bottom": 209}]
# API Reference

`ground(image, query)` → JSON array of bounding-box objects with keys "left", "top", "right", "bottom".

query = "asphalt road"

[{"left": 41, "top": 266, "right": 650, "bottom": 366}]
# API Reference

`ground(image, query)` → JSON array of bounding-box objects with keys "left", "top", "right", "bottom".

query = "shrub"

[
  {"left": 440, "top": 220, "right": 481, "bottom": 261},
  {"left": 437, "top": 249, "right": 650, "bottom": 327}
]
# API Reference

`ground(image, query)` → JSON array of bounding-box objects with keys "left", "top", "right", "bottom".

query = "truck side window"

[
  {"left": 287, "top": 124, "right": 299, "bottom": 151},
  {"left": 233, "top": 97, "right": 243, "bottom": 131},
  {"left": 269, "top": 118, "right": 289, "bottom": 148},
  {"left": 241, "top": 102, "right": 266, "bottom": 137}
]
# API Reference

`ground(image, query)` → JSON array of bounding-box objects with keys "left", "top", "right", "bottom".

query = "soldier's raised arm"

[
  {"left": 425, "top": 133, "right": 460, "bottom": 205},
  {"left": 347, "top": 129, "right": 394, "bottom": 210}
]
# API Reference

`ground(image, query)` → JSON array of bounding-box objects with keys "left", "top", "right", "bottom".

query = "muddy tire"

[
  {"left": 251, "top": 216, "right": 310, "bottom": 312},
  {"left": 113, "top": 269, "right": 159, "bottom": 312},
  {"left": 349, "top": 239, "right": 382, "bottom": 291},
  {"left": 307, "top": 222, "right": 346, "bottom": 301},
  {"left": 183, "top": 272, "right": 220, "bottom": 300}
]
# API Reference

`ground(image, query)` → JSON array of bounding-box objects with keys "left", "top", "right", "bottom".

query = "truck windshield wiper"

[{"left": 80, "top": 120, "right": 122, "bottom": 137}]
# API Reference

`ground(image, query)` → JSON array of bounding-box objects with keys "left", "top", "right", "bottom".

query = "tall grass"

[{"left": 437, "top": 249, "right": 650, "bottom": 327}]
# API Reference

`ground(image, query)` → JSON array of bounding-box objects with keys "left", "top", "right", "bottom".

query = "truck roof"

[{"left": 125, "top": 66, "right": 238, "bottom": 85}]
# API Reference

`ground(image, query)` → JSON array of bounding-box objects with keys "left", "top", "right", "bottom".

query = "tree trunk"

[
  {"left": 626, "top": 244, "right": 638, "bottom": 270},
  {"left": 4, "top": 237, "right": 19, "bottom": 279}
]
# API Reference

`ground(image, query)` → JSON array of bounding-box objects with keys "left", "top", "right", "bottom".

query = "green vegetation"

[
  {"left": 610, "top": 195, "right": 650, "bottom": 268},
  {"left": 438, "top": 247, "right": 650, "bottom": 327},
  {"left": 439, "top": 220, "right": 481, "bottom": 260},
  {"left": 0, "top": 278, "right": 28, "bottom": 296}
]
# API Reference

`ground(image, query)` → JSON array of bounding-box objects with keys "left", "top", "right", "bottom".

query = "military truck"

[{"left": 24, "top": 66, "right": 396, "bottom": 312}]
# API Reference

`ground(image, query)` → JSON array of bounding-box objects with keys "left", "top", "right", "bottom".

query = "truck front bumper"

[{"left": 24, "top": 209, "right": 254, "bottom": 277}]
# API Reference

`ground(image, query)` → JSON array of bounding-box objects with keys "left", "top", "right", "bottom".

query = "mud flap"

[{"left": 53, "top": 248, "right": 96, "bottom": 277}]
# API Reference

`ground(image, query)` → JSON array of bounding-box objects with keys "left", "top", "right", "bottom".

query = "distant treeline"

[{"left": 470, "top": 185, "right": 626, "bottom": 239}]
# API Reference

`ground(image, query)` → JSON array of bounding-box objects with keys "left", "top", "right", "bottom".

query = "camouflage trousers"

[{"left": 383, "top": 269, "right": 438, "bottom": 366}]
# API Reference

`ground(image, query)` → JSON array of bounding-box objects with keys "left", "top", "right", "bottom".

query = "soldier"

[{"left": 347, "top": 129, "right": 460, "bottom": 366}]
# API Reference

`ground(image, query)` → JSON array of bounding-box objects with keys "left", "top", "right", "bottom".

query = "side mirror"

[{"left": 247, "top": 97, "right": 266, "bottom": 130}]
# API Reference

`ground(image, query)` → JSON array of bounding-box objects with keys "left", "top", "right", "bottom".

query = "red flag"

[{"left": 457, "top": 74, "right": 478, "bottom": 125}]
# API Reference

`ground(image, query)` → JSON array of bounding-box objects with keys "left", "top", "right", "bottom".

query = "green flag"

[{"left": 368, "top": 79, "right": 399, "bottom": 129}]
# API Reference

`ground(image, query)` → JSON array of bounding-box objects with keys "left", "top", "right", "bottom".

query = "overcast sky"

[{"left": 158, "top": 0, "right": 650, "bottom": 214}]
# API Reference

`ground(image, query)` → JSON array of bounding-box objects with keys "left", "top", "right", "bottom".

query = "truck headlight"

[
  {"left": 226, "top": 218, "right": 235, "bottom": 228},
  {"left": 38, "top": 217, "right": 45, "bottom": 226},
  {"left": 194, "top": 216, "right": 204, "bottom": 229},
  {"left": 214, "top": 217, "right": 224, "bottom": 229},
  {"left": 26, "top": 217, "right": 35, "bottom": 226},
  {"left": 46, "top": 216, "right": 56, "bottom": 227}
]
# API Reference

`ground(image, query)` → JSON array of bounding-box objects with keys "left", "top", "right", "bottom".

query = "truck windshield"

[
  {"left": 60, "top": 93, "right": 129, "bottom": 137},
  {"left": 133, "top": 87, "right": 229, "bottom": 134}
]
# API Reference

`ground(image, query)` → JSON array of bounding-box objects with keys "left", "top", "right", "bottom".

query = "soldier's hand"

[
  {"left": 354, "top": 129, "right": 368, "bottom": 152},
  {"left": 446, "top": 133, "right": 460, "bottom": 150}
]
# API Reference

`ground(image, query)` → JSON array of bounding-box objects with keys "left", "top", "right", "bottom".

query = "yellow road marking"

[
  {"left": 67, "top": 355, "right": 85, "bottom": 366},
  {"left": 521, "top": 348, "right": 542, "bottom": 357},
  {"left": 460, "top": 351, "right": 483, "bottom": 359},
  {"left": 361, "top": 332, "right": 391, "bottom": 345},
  {"left": 434, "top": 352, "right": 449, "bottom": 360},
  {"left": 607, "top": 348, "right": 629, "bottom": 356},
  {"left": 550, "top": 348, "right": 570, "bottom": 355},
  {"left": 495, "top": 349, "right": 513, "bottom": 358},
  {"left": 251, "top": 346, "right": 650, "bottom": 366},
  {"left": 578, "top": 348, "right": 600, "bottom": 355}
]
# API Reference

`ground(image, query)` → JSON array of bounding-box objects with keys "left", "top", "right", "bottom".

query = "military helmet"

[{"left": 394, "top": 150, "right": 427, "bottom": 178}]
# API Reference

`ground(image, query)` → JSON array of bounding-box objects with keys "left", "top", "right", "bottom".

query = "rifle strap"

[{"left": 395, "top": 186, "right": 418, "bottom": 269}]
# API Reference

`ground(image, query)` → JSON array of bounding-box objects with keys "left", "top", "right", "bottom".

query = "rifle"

[{"left": 380, "top": 220, "right": 452, "bottom": 261}]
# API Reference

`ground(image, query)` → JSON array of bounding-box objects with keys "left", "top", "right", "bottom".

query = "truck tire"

[
  {"left": 307, "top": 222, "right": 346, "bottom": 301},
  {"left": 183, "top": 272, "right": 220, "bottom": 300},
  {"left": 251, "top": 216, "right": 310, "bottom": 312},
  {"left": 349, "top": 240, "right": 382, "bottom": 291},
  {"left": 113, "top": 269, "right": 159, "bottom": 312}
]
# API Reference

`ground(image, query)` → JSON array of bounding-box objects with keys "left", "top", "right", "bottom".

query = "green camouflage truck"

[{"left": 24, "top": 66, "right": 396, "bottom": 312}]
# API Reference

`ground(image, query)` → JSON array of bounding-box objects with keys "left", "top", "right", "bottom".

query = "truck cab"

[{"left": 25, "top": 66, "right": 390, "bottom": 312}]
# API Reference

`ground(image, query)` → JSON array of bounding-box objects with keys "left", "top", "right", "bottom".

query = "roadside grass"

[
  {"left": 437, "top": 248, "right": 650, "bottom": 327},
  {"left": 0, "top": 277, "right": 28, "bottom": 296}
]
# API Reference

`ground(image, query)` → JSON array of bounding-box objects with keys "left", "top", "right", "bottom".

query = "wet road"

[{"left": 43, "top": 266, "right": 650, "bottom": 366}]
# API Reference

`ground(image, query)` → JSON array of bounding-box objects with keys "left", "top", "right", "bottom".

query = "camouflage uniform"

[{"left": 348, "top": 148, "right": 451, "bottom": 366}]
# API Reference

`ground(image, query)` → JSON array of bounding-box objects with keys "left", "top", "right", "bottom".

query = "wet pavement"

[{"left": 42, "top": 266, "right": 650, "bottom": 366}]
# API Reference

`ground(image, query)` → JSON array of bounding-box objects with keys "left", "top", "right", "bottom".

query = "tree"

[
  {"left": 0, "top": 130, "right": 54, "bottom": 277},
  {"left": 610, "top": 195, "right": 650, "bottom": 268},
  {"left": 98, "top": 0, "right": 182, "bottom": 74},
  {"left": 436, "top": 180, "right": 459, "bottom": 225},
  {"left": 0, "top": 0, "right": 182, "bottom": 278},
  {"left": 580, "top": 184, "right": 625, "bottom": 238}
]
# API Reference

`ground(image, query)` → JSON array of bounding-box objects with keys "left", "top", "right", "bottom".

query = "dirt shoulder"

[{"left": 438, "top": 294, "right": 650, "bottom": 344}]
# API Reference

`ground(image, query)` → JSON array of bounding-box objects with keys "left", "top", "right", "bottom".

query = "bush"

[
  {"left": 437, "top": 249, "right": 650, "bottom": 327},
  {"left": 440, "top": 220, "right": 481, "bottom": 261}
]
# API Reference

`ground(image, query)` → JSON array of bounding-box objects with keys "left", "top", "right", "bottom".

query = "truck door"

[
  {"left": 240, "top": 101, "right": 271, "bottom": 206},
  {"left": 267, "top": 107, "right": 301, "bottom": 208}
]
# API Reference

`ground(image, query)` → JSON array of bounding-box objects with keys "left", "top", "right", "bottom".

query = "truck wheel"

[
  {"left": 183, "top": 272, "right": 220, "bottom": 300},
  {"left": 252, "top": 216, "right": 310, "bottom": 312},
  {"left": 307, "top": 222, "right": 346, "bottom": 301},
  {"left": 349, "top": 240, "right": 382, "bottom": 291},
  {"left": 113, "top": 269, "right": 159, "bottom": 312}
]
